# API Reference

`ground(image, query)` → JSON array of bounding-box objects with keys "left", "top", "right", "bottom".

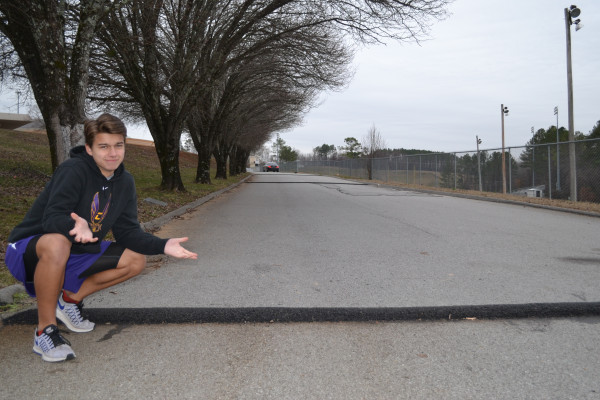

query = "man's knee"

[
  {"left": 120, "top": 250, "right": 146, "bottom": 277},
  {"left": 36, "top": 234, "right": 71, "bottom": 264}
]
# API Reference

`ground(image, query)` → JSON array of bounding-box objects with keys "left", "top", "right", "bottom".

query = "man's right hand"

[{"left": 69, "top": 212, "right": 99, "bottom": 243}]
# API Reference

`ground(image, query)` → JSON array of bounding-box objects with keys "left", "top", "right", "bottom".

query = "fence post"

[
  {"left": 532, "top": 146, "right": 535, "bottom": 187},
  {"left": 419, "top": 156, "right": 422, "bottom": 185},
  {"left": 386, "top": 157, "right": 389, "bottom": 182},
  {"left": 548, "top": 146, "right": 552, "bottom": 200},
  {"left": 435, "top": 154, "right": 438, "bottom": 187},
  {"left": 454, "top": 153, "right": 457, "bottom": 190},
  {"left": 509, "top": 148, "right": 512, "bottom": 194}
]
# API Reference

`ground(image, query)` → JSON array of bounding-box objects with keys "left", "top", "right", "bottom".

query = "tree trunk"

[
  {"left": 213, "top": 144, "right": 229, "bottom": 180},
  {"left": 45, "top": 111, "right": 85, "bottom": 169},
  {"left": 228, "top": 146, "right": 238, "bottom": 176},
  {"left": 230, "top": 147, "right": 249, "bottom": 176},
  {"left": 156, "top": 147, "right": 185, "bottom": 191},
  {"left": 146, "top": 116, "right": 186, "bottom": 191},
  {"left": 239, "top": 149, "right": 250, "bottom": 174},
  {"left": 196, "top": 150, "right": 212, "bottom": 184},
  {"left": 190, "top": 127, "right": 214, "bottom": 185}
]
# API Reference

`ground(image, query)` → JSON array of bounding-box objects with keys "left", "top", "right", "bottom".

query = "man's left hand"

[{"left": 164, "top": 237, "right": 198, "bottom": 259}]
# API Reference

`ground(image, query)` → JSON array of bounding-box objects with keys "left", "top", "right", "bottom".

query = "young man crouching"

[{"left": 5, "top": 113, "right": 197, "bottom": 362}]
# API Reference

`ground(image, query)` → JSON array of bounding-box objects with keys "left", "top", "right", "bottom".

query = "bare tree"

[
  {"left": 89, "top": 0, "right": 450, "bottom": 190},
  {"left": 216, "top": 84, "right": 309, "bottom": 179},
  {"left": 90, "top": 0, "right": 204, "bottom": 190},
  {"left": 212, "top": 86, "right": 306, "bottom": 180},
  {"left": 185, "top": 93, "right": 220, "bottom": 185},
  {"left": 0, "top": 0, "right": 113, "bottom": 170},
  {"left": 362, "top": 124, "right": 387, "bottom": 180},
  {"left": 189, "top": 18, "right": 351, "bottom": 182}
]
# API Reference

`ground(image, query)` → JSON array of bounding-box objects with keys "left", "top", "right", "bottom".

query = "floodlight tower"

[
  {"left": 564, "top": 5, "right": 582, "bottom": 201},
  {"left": 501, "top": 104, "right": 509, "bottom": 194}
]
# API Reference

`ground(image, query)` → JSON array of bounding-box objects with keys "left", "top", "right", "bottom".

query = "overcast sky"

[
  {"left": 280, "top": 0, "right": 600, "bottom": 155},
  {"left": 1, "top": 0, "right": 598, "bottom": 157}
]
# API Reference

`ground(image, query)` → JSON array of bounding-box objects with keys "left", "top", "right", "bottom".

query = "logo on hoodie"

[{"left": 90, "top": 192, "right": 112, "bottom": 233}]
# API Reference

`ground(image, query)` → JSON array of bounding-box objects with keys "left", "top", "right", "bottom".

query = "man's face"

[{"left": 85, "top": 133, "right": 125, "bottom": 177}]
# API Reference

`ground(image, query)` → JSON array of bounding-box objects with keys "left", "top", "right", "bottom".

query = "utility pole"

[
  {"left": 501, "top": 104, "right": 509, "bottom": 194},
  {"left": 476, "top": 136, "right": 482, "bottom": 192},
  {"left": 564, "top": 5, "right": 582, "bottom": 201},
  {"left": 531, "top": 126, "right": 535, "bottom": 187},
  {"left": 554, "top": 106, "right": 561, "bottom": 191}
]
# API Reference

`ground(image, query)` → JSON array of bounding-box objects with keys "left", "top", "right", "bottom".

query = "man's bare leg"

[
  {"left": 64, "top": 249, "right": 146, "bottom": 302},
  {"left": 34, "top": 234, "right": 71, "bottom": 329}
]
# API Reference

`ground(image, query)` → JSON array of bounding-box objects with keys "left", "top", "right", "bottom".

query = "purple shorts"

[{"left": 5, "top": 235, "right": 123, "bottom": 297}]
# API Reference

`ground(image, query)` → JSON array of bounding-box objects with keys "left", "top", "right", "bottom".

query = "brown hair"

[{"left": 84, "top": 113, "right": 127, "bottom": 147}]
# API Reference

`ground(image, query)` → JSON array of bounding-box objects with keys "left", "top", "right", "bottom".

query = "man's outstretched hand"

[
  {"left": 69, "top": 212, "right": 197, "bottom": 259},
  {"left": 165, "top": 237, "right": 198, "bottom": 259},
  {"left": 69, "top": 212, "right": 99, "bottom": 243}
]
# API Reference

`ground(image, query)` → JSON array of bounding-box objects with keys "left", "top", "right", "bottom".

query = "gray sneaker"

[
  {"left": 56, "top": 292, "right": 95, "bottom": 333},
  {"left": 33, "top": 324, "right": 76, "bottom": 362}
]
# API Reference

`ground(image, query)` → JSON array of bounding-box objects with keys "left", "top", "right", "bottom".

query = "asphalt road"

[
  {"left": 1, "top": 318, "right": 599, "bottom": 399},
  {"left": 92, "top": 172, "right": 600, "bottom": 309},
  {"left": 2, "top": 172, "right": 600, "bottom": 398}
]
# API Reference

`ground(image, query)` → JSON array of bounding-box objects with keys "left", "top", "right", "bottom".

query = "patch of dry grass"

[{"left": 356, "top": 178, "right": 600, "bottom": 215}]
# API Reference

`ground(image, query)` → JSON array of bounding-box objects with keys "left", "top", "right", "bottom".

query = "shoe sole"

[
  {"left": 33, "top": 346, "right": 76, "bottom": 362},
  {"left": 56, "top": 308, "right": 95, "bottom": 333}
]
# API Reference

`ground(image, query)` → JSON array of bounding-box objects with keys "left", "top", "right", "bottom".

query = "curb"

[{"left": 4, "top": 303, "right": 600, "bottom": 325}]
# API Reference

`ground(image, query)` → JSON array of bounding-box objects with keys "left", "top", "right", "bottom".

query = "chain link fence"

[{"left": 280, "top": 139, "right": 600, "bottom": 203}]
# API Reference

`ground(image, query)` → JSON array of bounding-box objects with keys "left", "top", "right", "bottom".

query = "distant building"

[
  {"left": 513, "top": 185, "right": 545, "bottom": 198},
  {"left": 0, "top": 113, "right": 33, "bottom": 130}
]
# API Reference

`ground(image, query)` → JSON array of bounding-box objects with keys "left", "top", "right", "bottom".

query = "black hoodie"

[{"left": 8, "top": 145, "right": 167, "bottom": 255}]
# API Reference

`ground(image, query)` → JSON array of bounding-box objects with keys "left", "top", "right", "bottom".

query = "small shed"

[{"left": 526, "top": 188, "right": 544, "bottom": 198}]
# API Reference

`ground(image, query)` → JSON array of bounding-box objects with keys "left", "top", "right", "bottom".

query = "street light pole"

[
  {"left": 476, "top": 135, "right": 482, "bottom": 192},
  {"left": 501, "top": 104, "right": 509, "bottom": 194},
  {"left": 554, "top": 106, "right": 561, "bottom": 191},
  {"left": 564, "top": 5, "right": 581, "bottom": 202},
  {"left": 531, "top": 126, "right": 535, "bottom": 187}
]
